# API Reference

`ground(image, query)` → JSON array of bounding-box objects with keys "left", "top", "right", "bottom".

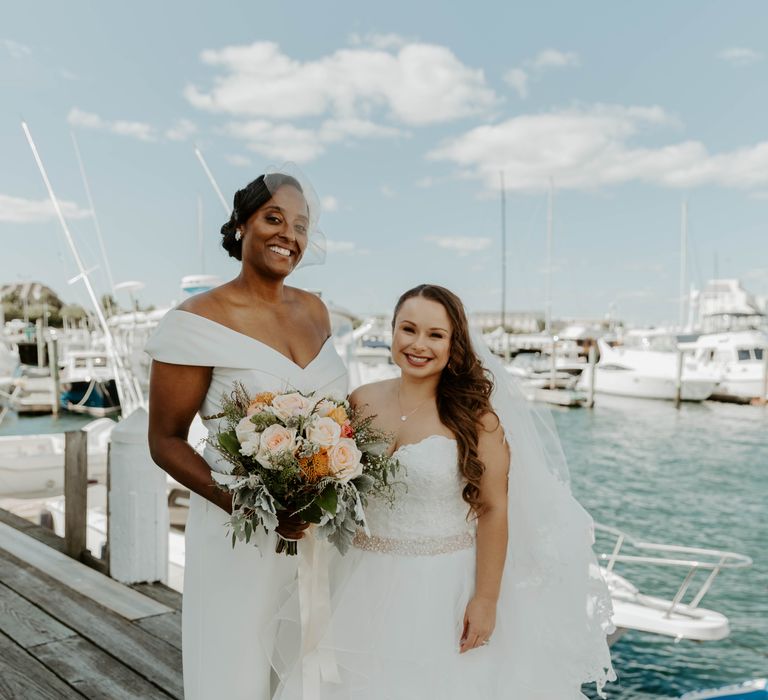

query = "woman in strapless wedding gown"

[
  {"left": 275, "top": 285, "right": 614, "bottom": 700},
  {"left": 147, "top": 169, "right": 348, "bottom": 700}
]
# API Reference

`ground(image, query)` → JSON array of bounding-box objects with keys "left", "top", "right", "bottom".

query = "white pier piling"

[{"left": 108, "top": 408, "right": 169, "bottom": 584}]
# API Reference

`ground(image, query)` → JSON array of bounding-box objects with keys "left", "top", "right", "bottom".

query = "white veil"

[{"left": 471, "top": 330, "right": 616, "bottom": 698}]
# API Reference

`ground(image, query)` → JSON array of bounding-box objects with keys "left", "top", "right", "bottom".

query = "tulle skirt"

[{"left": 274, "top": 544, "right": 507, "bottom": 700}]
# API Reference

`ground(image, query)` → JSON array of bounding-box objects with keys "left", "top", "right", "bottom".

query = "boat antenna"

[{"left": 21, "top": 121, "right": 144, "bottom": 414}]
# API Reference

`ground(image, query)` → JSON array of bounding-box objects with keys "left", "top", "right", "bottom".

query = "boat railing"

[{"left": 594, "top": 523, "right": 752, "bottom": 616}]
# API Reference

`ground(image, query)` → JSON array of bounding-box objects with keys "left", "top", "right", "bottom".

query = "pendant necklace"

[{"left": 397, "top": 384, "right": 433, "bottom": 422}]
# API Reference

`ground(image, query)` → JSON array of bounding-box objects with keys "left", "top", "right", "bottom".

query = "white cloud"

[
  {"left": 321, "top": 196, "right": 339, "bottom": 212},
  {"left": 225, "top": 120, "right": 327, "bottom": 162},
  {"left": 68, "top": 108, "right": 156, "bottom": 142},
  {"left": 1, "top": 39, "right": 31, "bottom": 59},
  {"left": 348, "top": 32, "right": 410, "bottom": 50},
  {"left": 225, "top": 154, "right": 252, "bottom": 167},
  {"left": 717, "top": 47, "right": 763, "bottom": 66},
  {"left": 505, "top": 48, "right": 579, "bottom": 99},
  {"left": 429, "top": 103, "right": 768, "bottom": 192},
  {"left": 532, "top": 49, "right": 580, "bottom": 69},
  {"left": 165, "top": 119, "right": 197, "bottom": 141},
  {"left": 504, "top": 68, "right": 529, "bottom": 99},
  {"left": 0, "top": 194, "right": 90, "bottom": 224},
  {"left": 425, "top": 235, "right": 492, "bottom": 255},
  {"left": 326, "top": 239, "right": 356, "bottom": 253},
  {"left": 380, "top": 185, "right": 396, "bottom": 198},
  {"left": 185, "top": 40, "right": 496, "bottom": 127}
]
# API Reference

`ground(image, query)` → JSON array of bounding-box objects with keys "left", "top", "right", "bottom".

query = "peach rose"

[
  {"left": 327, "top": 438, "right": 363, "bottom": 483},
  {"left": 307, "top": 416, "right": 342, "bottom": 448},
  {"left": 256, "top": 424, "right": 297, "bottom": 468},
  {"left": 270, "top": 392, "right": 315, "bottom": 421}
]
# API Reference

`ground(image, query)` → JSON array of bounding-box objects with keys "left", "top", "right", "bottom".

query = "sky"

[{"left": 1, "top": 1, "right": 767, "bottom": 326}]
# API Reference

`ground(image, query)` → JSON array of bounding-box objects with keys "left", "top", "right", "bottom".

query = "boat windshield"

[{"left": 738, "top": 348, "right": 765, "bottom": 361}]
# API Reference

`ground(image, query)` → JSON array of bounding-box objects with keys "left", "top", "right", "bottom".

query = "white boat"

[
  {"left": 681, "top": 331, "right": 768, "bottom": 403},
  {"left": 0, "top": 418, "right": 114, "bottom": 498},
  {"left": 595, "top": 523, "right": 752, "bottom": 644},
  {"left": 578, "top": 334, "right": 719, "bottom": 401},
  {"left": 59, "top": 349, "right": 121, "bottom": 417},
  {"left": 680, "top": 678, "right": 768, "bottom": 700}
]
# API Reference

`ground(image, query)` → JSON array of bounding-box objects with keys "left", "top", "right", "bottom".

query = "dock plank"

[
  {"left": 0, "top": 550, "right": 183, "bottom": 699},
  {"left": 0, "top": 630, "right": 85, "bottom": 700},
  {"left": 0, "top": 522, "right": 170, "bottom": 620},
  {"left": 131, "top": 581, "right": 183, "bottom": 611},
  {"left": 0, "top": 581, "right": 76, "bottom": 648},
  {"left": 135, "top": 611, "right": 182, "bottom": 650},
  {"left": 31, "top": 636, "right": 174, "bottom": 700}
]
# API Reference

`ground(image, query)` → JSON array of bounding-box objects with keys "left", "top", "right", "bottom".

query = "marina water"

[
  {"left": 566, "top": 397, "right": 767, "bottom": 698},
  {"left": 1, "top": 398, "right": 765, "bottom": 697}
]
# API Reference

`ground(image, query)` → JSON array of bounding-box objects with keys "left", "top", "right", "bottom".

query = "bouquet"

[{"left": 208, "top": 384, "right": 402, "bottom": 556}]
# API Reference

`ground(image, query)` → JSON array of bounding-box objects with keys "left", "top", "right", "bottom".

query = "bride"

[
  {"left": 275, "top": 284, "right": 615, "bottom": 699},
  {"left": 146, "top": 169, "right": 348, "bottom": 700}
]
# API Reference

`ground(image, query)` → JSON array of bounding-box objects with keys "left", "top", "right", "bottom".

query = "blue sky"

[{"left": 2, "top": 1, "right": 767, "bottom": 325}]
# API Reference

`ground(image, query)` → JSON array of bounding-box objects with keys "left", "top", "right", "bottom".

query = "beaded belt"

[{"left": 352, "top": 530, "right": 474, "bottom": 556}]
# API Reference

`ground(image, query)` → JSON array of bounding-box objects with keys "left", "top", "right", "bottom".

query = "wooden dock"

[{"left": 0, "top": 508, "right": 183, "bottom": 700}]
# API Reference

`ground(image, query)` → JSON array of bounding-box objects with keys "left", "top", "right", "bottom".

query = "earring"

[{"left": 235, "top": 230, "right": 242, "bottom": 242}]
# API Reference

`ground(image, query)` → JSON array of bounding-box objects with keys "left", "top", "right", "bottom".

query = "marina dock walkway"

[{"left": 0, "top": 508, "right": 183, "bottom": 699}]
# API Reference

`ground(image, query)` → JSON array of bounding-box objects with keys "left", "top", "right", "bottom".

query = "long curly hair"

[{"left": 392, "top": 284, "right": 497, "bottom": 515}]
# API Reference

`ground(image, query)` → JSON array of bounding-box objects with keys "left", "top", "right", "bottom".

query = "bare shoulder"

[
  {"left": 176, "top": 285, "right": 232, "bottom": 319},
  {"left": 349, "top": 378, "right": 396, "bottom": 412},
  {"left": 289, "top": 287, "right": 331, "bottom": 334},
  {"left": 477, "top": 410, "right": 508, "bottom": 465}
]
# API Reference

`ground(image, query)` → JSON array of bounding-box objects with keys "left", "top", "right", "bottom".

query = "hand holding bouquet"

[{"left": 208, "top": 384, "right": 402, "bottom": 555}]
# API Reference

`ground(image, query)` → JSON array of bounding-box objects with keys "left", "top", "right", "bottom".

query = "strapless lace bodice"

[{"left": 363, "top": 435, "right": 473, "bottom": 541}]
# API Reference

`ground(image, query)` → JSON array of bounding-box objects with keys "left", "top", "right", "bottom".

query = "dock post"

[
  {"left": 108, "top": 408, "right": 169, "bottom": 584},
  {"left": 48, "top": 338, "right": 60, "bottom": 416},
  {"left": 674, "top": 350, "right": 684, "bottom": 409},
  {"left": 762, "top": 349, "right": 768, "bottom": 403},
  {"left": 587, "top": 344, "right": 597, "bottom": 408},
  {"left": 64, "top": 429, "right": 88, "bottom": 560},
  {"left": 550, "top": 337, "right": 557, "bottom": 390},
  {"left": 35, "top": 318, "right": 46, "bottom": 367}
]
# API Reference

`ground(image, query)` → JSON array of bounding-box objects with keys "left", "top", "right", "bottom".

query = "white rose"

[
  {"left": 239, "top": 433, "right": 261, "bottom": 457},
  {"left": 314, "top": 399, "right": 335, "bottom": 418},
  {"left": 307, "top": 416, "right": 342, "bottom": 448},
  {"left": 327, "top": 438, "right": 363, "bottom": 483},
  {"left": 256, "top": 424, "right": 297, "bottom": 469},
  {"left": 235, "top": 416, "right": 258, "bottom": 445},
  {"left": 270, "top": 392, "right": 315, "bottom": 422}
]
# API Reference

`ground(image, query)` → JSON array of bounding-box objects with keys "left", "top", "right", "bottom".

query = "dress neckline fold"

[{"left": 174, "top": 309, "right": 333, "bottom": 372}]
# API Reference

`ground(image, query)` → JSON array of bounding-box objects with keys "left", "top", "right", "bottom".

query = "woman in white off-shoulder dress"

[
  {"left": 275, "top": 284, "right": 615, "bottom": 700},
  {"left": 147, "top": 170, "right": 347, "bottom": 700}
]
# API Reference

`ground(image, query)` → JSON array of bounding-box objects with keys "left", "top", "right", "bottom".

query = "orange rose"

[{"left": 328, "top": 405, "right": 348, "bottom": 426}]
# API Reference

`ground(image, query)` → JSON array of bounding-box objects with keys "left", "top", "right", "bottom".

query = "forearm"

[
  {"left": 150, "top": 437, "right": 232, "bottom": 513},
  {"left": 474, "top": 507, "right": 508, "bottom": 601}
]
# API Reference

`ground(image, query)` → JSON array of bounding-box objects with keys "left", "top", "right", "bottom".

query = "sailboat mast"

[
  {"left": 679, "top": 200, "right": 688, "bottom": 329},
  {"left": 500, "top": 171, "right": 507, "bottom": 330},
  {"left": 194, "top": 146, "right": 230, "bottom": 215},
  {"left": 22, "top": 121, "right": 144, "bottom": 413},
  {"left": 71, "top": 131, "right": 116, "bottom": 294},
  {"left": 545, "top": 180, "right": 554, "bottom": 335},
  {"left": 197, "top": 195, "right": 205, "bottom": 273}
]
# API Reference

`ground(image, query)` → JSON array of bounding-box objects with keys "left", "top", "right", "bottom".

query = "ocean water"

[
  {"left": 0, "top": 411, "right": 95, "bottom": 437},
  {"left": 560, "top": 397, "right": 768, "bottom": 699}
]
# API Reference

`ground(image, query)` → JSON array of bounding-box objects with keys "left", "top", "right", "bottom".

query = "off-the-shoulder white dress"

[{"left": 145, "top": 309, "right": 348, "bottom": 700}]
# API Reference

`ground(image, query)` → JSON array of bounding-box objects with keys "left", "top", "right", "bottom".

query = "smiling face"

[
  {"left": 391, "top": 296, "right": 453, "bottom": 379},
  {"left": 240, "top": 185, "right": 309, "bottom": 277}
]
